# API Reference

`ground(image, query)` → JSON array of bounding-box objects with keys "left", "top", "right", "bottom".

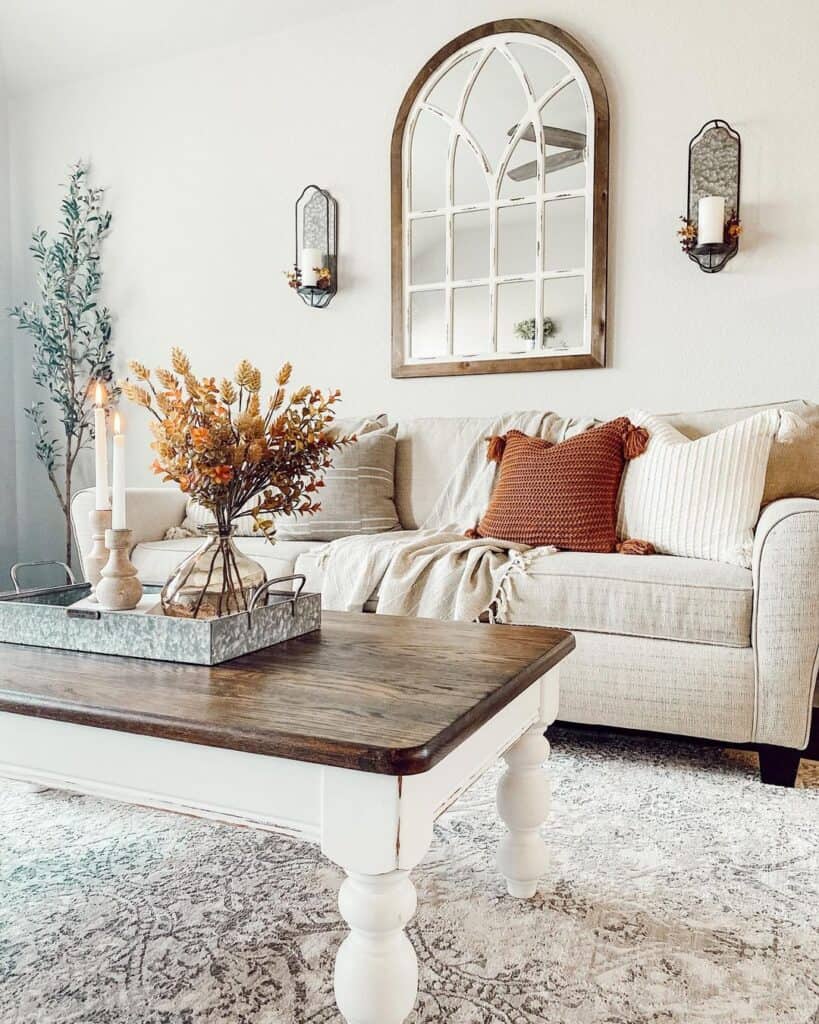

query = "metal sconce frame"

[
  {"left": 293, "top": 185, "right": 338, "bottom": 308},
  {"left": 684, "top": 119, "right": 741, "bottom": 274}
]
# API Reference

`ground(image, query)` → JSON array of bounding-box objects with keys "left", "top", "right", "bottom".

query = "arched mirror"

[{"left": 391, "top": 20, "right": 609, "bottom": 377}]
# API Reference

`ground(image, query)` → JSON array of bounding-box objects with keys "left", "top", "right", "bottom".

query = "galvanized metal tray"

[{"left": 0, "top": 567, "right": 321, "bottom": 666}]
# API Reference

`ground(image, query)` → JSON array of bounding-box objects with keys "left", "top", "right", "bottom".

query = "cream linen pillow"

[
  {"left": 617, "top": 408, "right": 796, "bottom": 567},
  {"left": 179, "top": 414, "right": 389, "bottom": 538}
]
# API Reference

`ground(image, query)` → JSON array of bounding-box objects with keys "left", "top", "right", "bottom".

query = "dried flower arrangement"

[{"left": 120, "top": 349, "right": 354, "bottom": 538}]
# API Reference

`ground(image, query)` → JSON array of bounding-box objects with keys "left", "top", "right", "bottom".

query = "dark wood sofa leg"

[{"left": 757, "top": 745, "right": 801, "bottom": 787}]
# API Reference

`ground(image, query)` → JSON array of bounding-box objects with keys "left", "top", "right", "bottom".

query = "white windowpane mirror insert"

[{"left": 392, "top": 20, "right": 608, "bottom": 377}]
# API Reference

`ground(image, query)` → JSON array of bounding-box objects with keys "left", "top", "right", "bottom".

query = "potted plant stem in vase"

[{"left": 121, "top": 349, "right": 353, "bottom": 618}]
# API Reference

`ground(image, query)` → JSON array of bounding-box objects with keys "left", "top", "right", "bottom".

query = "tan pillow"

[
  {"left": 276, "top": 424, "right": 400, "bottom": 541},
  {"left": 658, "top": 399, "right": 819, "bottom": 504},
  {"left": 179, "top": 413, "right": 390, "bottom": 537}
]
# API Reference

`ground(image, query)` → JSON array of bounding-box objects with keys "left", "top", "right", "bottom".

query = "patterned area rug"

[{"left": 2, "top": 728, "right": 818, "bottom": 1023}]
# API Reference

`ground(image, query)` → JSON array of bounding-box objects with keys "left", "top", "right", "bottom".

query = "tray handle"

[
  {"left": 10, "top": 560, "right": 76, "bottom": 593},
  {"left": 247, "top": 574, "right": 307, "bottom": 620}
]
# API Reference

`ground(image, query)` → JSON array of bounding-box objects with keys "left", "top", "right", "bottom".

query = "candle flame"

[
  {"left": 95, "top": 382, "right": 106, "bottom": 407},
  {"left": 114, "top": 412, "right": 122, "bottom": 435}
]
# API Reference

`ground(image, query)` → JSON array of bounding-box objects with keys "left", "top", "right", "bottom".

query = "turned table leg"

[
  {"left": 334, "top": 869, "right": 419, "bottom": 1024},
  {"left": 496, "top": 724, "right": 551, "bottom": 898}
]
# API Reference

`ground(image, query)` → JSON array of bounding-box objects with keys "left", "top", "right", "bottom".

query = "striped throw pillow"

[
  {"left": 275, "top": 424, "right": 399, "bottom": 541},
  {"left": 180, "top": 414, "right": 391, "bottom": 538},
  {"left": 617, "top": 408, "right": 791, "bottom": 567}
]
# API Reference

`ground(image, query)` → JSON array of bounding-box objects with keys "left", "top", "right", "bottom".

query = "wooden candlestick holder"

[
  {"left": 96, "top": 528, "right": 143, "bottom": 611},
  {"left": 85, "top": 508, "right": 112, "bottom": 600}
]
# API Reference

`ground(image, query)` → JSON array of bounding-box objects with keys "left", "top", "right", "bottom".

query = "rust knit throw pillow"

[{"left": 474, "top": 417, "right": 649, "bottom": 552}]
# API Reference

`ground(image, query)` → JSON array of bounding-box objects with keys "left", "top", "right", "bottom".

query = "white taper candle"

[
  {"left": 111, "top": 412, "right": 126, "bottom": 530},
  {"left": 94, "top": 382, "right": 110, "bottom": 510}
]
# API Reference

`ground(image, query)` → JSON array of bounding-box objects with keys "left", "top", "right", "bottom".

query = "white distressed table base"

[
  {"left": 0, "top": 666, "right": 560, "bottom": 1024},
  {"left": 335, "top": 870, "right": 420, "bottom": 1024},
  {"left": 496, "top": 728, "right": 551, "bottom": 898},
  {"left": 15, "top": 780, "right": 49, "bottom": 794}
]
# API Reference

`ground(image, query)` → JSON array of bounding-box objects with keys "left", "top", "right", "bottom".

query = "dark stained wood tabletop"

[{"left": 0, "top": 612, "right": 574, "bottom": 775}]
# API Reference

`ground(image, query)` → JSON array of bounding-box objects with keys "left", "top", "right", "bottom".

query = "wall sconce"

[
  {"left": 679, "top": 119, "right": 742, "bottom": 274},
  {"left": 288, "top": 185, "right": 338, "bottom": 308}
]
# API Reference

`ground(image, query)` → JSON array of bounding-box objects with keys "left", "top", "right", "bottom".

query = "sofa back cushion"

[
  {"left": 395, "top": 416, "right": 495, "bottom": 529},
  {"left": 658, "top": 398, "right": 819, "bottom": 504},
  {"left": 394, "top": 400, "right": 818, "bottom": 532}
]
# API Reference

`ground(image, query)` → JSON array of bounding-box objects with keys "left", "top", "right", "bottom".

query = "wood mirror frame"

[{"left": 391, "top": 19, "right": 609, "bottom": 378}]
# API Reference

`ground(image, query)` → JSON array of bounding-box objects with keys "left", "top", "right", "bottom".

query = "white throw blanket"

[{"left": 317, "top": 410, "right": 597, "bottom": 621}]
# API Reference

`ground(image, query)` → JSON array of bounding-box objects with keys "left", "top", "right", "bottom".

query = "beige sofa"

[{"left": 72, "top": 401, "right": 819, "bottom": 786}]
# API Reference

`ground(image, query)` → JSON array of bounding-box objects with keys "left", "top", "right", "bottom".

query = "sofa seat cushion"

[
  {"left": 131, "top": 537, "right": 326, "bottom": 587},
  {"left": 502, "top": 550, "right": 752, "bottom": 647}
]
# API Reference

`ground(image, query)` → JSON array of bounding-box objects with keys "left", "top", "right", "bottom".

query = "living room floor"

[{"left": 3, "top": 727, "right": 817, "bottom": 1024}]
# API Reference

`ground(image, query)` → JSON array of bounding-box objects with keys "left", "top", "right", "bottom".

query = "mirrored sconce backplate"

[{"left": 683, "top": 119, "right": 741, "bottom": 274}]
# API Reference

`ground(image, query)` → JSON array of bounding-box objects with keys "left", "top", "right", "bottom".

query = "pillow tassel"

[
  {"left": 486, "top": 434, "right": 507, "bottom": 463},
  {"left": 616, "top": 538, "right": 656, "bottom": 555},
  {"left": 464, "top": 526, "right": 481, "bottom": 539},
  {"left": 623, "top": 423, "right": 650, "bottom": 460}
]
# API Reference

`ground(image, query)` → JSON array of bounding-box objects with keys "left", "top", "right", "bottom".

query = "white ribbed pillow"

[{"left": 617, "top": 408, "right": 794, "bottom": 567}]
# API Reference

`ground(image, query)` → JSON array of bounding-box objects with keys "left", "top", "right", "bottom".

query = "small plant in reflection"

[{"left": 513, "top": 317, "right": 556, "bottom": 349}]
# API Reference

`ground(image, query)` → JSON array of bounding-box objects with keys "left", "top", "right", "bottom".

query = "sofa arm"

[
  {"left": 752, "top": 498, "right": 819, "bottom": 749},
  {"left": 71, "top": 486, "right": 188, "bottom": 579}
]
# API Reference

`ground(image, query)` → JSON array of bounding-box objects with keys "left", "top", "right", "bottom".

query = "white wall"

[
  {"left": 7, "top": 0, "right": 819, "bottom": 559},
  {"left": 0, "top": 62, "right": 18, "bottom": 582}
]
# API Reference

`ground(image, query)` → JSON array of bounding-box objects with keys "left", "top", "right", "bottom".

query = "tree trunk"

[{"left": 64, "top": 464, "right": 73, "bottom": 579}]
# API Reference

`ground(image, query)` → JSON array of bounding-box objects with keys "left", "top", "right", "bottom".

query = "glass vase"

[{"left": 161, "top": 525, "right": 266, "bottom": 619}]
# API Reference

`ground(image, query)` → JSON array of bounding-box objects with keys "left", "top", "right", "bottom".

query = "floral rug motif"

[{"left": 2, "top": 728, "right": 818, "bottom": 1023}]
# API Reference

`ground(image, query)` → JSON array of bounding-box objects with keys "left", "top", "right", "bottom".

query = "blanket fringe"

[{"left": 484, "top": 547, "right": 556, "bottom": 624}]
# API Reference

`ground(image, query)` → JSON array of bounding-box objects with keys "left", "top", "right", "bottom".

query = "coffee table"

[{"left": 0, "top": 611, "right": 573, "bottom": 1023}]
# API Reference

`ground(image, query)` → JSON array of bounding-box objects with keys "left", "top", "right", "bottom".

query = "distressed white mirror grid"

[{"left": 401, "top": 32, "right": 595, "bottom": 368}]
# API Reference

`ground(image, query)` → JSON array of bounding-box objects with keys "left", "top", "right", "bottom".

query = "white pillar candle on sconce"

[
  {"left": 94, "top": 382, "right": 110, "bottom": 511},
  {"left": 301, "top": 248, "right": 324, "bottom": 287},
  {"left": 111, "top": 412, "right": 127, "bottom": 531},
  {"left": 697, "top": 195, "right": 725, "bottom": 245}
]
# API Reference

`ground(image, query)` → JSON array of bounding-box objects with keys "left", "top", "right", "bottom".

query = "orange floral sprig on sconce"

[
  {"left": 120, "top": 349, "right": 354, "bottom": 538},
  {"left": 678, "top": 215, "right": 697, "bottom": 253},
  {"left": 284, "top": 266, "right": 333, "bottom": 291}
]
